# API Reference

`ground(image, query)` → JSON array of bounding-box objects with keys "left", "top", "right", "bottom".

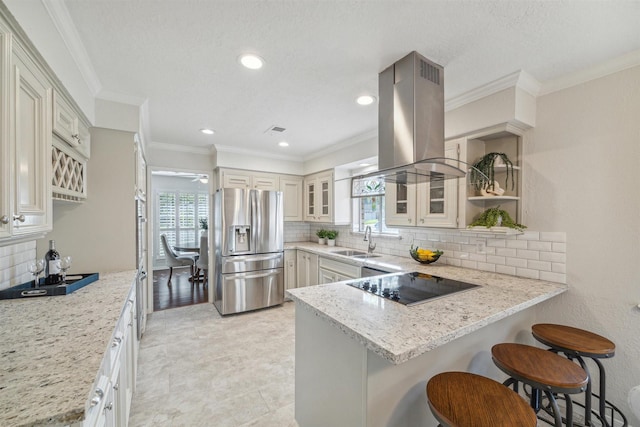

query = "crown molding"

[
  {"left": 303, "top": 128, "right": 378, "bottom": 162},
  {"left": 41, "top": 0, "right": 102, "bottom": 96},
  {"left": 96, "top": 89, "right": 148, "bottom": 106},
  {"left": 539, "top": 49, "right": 640, "bottom": 96},
  {"left": 214, "top": 144, "right": 302, "bottom": 162},
  {"left": 445, "top": 70, "right": 541, "bottom": 112},
  {"left": 148, "top": 141, "right": 214, "bottom": 155}
]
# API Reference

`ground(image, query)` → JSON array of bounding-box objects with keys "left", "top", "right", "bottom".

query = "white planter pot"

[
  {"left": 327, "top": 239, "right": 336, "bottom": 246},
  {"left": 318, "top": 237, "right": 326, "bottom": 245}
]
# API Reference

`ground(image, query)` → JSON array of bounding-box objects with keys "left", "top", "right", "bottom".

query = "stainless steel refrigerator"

[{"left": 213, "top": 188, "right": 284, "bottom": 315}]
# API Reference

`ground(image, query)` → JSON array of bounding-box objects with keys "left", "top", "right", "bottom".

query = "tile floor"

[{"left": 129, "top": 302, "right": 299, "bottom": 427}]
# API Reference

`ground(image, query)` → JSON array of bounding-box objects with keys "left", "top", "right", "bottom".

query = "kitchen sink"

[
  {"left": 332, "top": 250, "right": 367, "bottom": 256},
  {"left": 331, "top": 250, "right": 381, "bottom": 259}
]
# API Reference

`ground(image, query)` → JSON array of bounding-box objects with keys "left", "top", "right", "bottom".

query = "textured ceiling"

[{"left": 62, "top": 0, "right": 640, "bottom": 160}]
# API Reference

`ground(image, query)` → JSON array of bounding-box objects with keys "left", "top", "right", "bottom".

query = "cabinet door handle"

[
  {"left": 13, "top": 214, "right": 25, "bottom": 222},
  {"left": 0, "top": 215, "right": 8, "bottom": 224},
  {"left": 90, "top": 388, "right": 104, "bottom": 407}
]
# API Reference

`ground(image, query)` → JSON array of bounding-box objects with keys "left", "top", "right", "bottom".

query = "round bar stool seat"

[
  {"left": 427, "top": 371, "right": 537, "bottom": 427},
  {"left": 492, "top": 343, "right": 588, "bottom": 427},
  {"left": 532, "top": 323, "right": 615, "bottom": 358},
  {"left": 532, "top": 324, "right": 627, "bottom": 427}
]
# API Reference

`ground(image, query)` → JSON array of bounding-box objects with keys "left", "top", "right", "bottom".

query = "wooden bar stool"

[
  {"left": 492, "top": 343, "right": 588, "bottom": 427},
  {"left": 426, "top": 371, "right": 537, "bottom": 427},
  {"left": 532, "top": 323, "right": 627, "bottom": 427}
]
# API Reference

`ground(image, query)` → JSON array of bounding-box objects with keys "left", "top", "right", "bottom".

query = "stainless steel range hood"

[{"left": 354, "top": 51, "right": 466, "bottom": 184}]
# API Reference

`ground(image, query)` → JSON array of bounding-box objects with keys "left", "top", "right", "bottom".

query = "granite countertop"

[
  {"left": 0, "top": 270, "right": 136, "bottom": 426},
  {"left": 285, "top": 243, "right": 567, "bottom": 365}
]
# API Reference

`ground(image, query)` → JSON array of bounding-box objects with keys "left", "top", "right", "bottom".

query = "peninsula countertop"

[
  {"left": 285, "top": 243, "right": 567, "bottom": 365},
  {"left": 0, "top": 270, "right": 136, "bottom": 427}
]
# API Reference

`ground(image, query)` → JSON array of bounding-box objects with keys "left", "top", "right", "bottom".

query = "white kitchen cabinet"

[
  {"left": 296, "top": 250, "right": 318, "bottom": 287},
  {"left": 416, "top": 140, "right": 460, "bottom": 228},
  {"left": 84, "top": 282, "right": 138, "bottom": 427},
  {"left": 304, "top": 171, "right": 333, "bottom": 223},
  {"left": 51, "top": 135, "right": 87, "bottom": 201},
  {"left": 220, "top": 169, "right": 279, "bottom": 190},
  {"left": 280, "top": 176, "right": 303, "bottom": 221},
  {"left": 7, "top": 42, "right": 52, "bottom": 237},
  {"left": 318, "top": 256, "right": 360, "bottom": 284},
  {"left": 284, "top": 249, "right": 297, "bottom": 297},
  {"left": 52, "top": 89, "right": 90, "bottom": 159},
  {"left": 384, "top": 172, "right": 416, "bottom": 227}
]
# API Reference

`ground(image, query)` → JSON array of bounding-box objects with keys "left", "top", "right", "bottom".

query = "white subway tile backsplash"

[
  {"left": 496, "top": 248, "right": 517, "bottom": 257},
  {"left": 506, "top": 240, "right": 528, "bottom": 249},
  {"left": 486, "top": 255, "right": 506, "bottom": 265},
  {"left": 496, "top": 265, "right": 516, "bottom": 275},
  {"left": 288, "top": 224, "right": 566, "bottom": 285},
  {"left": 527, "top": 260, "right": 552, "bottom": 272},
  {"left": 516, "top": 268, "right": 540, "bottom": 280},
  {"left": 0, "top": 240, "right": 36, "bottom": 290},
  {"left": 516, "top": 249, "right": 540, "bottom": 260},
  {"left": 528, "top": 241, "right": 552, "bottom": 251},
  {"left": 517, "top": 231, "right": 540, "bottom": 241},
  {"left": 506, "top": 257, "right": 528, "bottom": 268},
  {"left": 540, "top": 252, "right": 566, "bottom": 263}
]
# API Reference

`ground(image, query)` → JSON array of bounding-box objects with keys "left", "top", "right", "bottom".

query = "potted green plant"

[
  {"left": 468, "top": 206, "right": 527, "bottom": 231},
  {"left": 316, "top": 229, "right": 327, "bottom": 245},
  {"left": 325, "top": 230, "right": 338, "bottom": 246},
  {"left": 469, "top": 152, "right": 516, "bottom": 194},
  {"left": 199, "top": 218, "right": 208, "bottom": 235}
]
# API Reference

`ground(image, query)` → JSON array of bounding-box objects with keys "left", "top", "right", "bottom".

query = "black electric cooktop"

[{"left": 345, "top": 271, "right": 480, "bottom": 306}]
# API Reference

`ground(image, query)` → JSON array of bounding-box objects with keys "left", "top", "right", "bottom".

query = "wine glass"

[
  {"left": 28, "top": 259, "right": 45, "bottom": 288},
  {"left": 60, "top": 256, "right": 72, "bottom": 283}
]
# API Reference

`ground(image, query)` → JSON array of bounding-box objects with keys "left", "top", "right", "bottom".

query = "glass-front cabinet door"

[
  {"left": 416, "top": 141, "right": 459, "bottom": 228},
  {"left": 384, "top": 172, "right": 416, "bottom": 226},
  {"left": 304, "top": 181, "right": 315, "bottom": 221}
]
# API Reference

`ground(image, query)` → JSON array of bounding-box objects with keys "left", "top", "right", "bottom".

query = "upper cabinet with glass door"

[
  {"left": 304, "top": 171, "right": 333, "bottom": 223},
  {"left": 416, "top": 140, "right": 460, "bottom": 228},
  {"left": 384, "top": 172, "right": 416, "bottom": 227}
]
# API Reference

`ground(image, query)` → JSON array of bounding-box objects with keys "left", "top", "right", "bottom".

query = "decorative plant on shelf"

[
  {"left": 468, "top": 206, "right": 527, "bottom": 231},
  {"left": 199, "top": 218, "right": 208, "bottom": 230},
  {"left": 469, "top": 152, "right": 516, "bottom": 192}
]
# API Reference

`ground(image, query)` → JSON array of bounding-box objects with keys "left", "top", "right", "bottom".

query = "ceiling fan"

[{"left": 191, "top": 175, "right": 209, "bottom": 184}]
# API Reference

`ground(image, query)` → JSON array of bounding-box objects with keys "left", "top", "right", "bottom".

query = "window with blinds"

[{"left": 156, "top": 190, "right": 209, "bottom": 260}]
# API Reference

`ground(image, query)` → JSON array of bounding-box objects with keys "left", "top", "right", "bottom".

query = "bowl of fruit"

[{"left": 409, "top": 245, "right": 443, "bottom": 264}]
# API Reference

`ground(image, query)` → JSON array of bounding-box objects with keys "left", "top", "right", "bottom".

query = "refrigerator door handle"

[
  {"left": 225, "top": 270, "right": 281, "bottom": 281},
  {"left": 224, "top": 253, "right": 282, "bottom": 263}
]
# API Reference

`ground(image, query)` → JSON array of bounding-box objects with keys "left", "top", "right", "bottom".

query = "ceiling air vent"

[
  {"left": 265, "top": 125, "right": 286, "bottom": 133},
  {"left": 419, "top": 59, "right": 440, "bottom": 85}
]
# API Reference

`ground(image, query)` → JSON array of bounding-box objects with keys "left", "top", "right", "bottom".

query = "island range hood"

[{"left": 354, "top": 51, "right": 466, "bottom": 184}]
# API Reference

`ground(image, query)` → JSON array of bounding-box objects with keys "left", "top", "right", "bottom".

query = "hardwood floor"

[{"left": 153, "top": 267, "right": 208, "bottom": 311}]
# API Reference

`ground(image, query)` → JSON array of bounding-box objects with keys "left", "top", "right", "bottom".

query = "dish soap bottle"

[{"left": 44, "top": 240, "right": 61, "bottom": 285}]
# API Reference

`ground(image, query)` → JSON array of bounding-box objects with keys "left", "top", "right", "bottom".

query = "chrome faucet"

[{"left": 364, "top": 226, "right": 377, "bottom": 254}]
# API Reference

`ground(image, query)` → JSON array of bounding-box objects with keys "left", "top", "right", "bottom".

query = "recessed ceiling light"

[
  {"left": 356, "top": 95, "right": 376, "bottom": 106},
  {"left": 278, "top": 141, "right": 289, "bottom": 147},
  {"left": 239, "top": 54, "right": 264, "bottom": 70},
  {"left": 359, "top": 163, "right": 371, "bottom": 167},
  {"left": 200, "top": 128, "right": 215, "bottom": 135}
]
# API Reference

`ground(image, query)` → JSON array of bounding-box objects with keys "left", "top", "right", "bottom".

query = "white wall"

[
  {"left": 303, "top": 132, "right": 378, "bottom": 175},
  {"left": 529, "top": 65, "right": 640, "bottom": 424},
  {"left": 216, "top": 148, "right": 304, "bottom": 176},
  {"left": 36, "top": 128, "right": 138, "bottom": 274},
  {"left": 147, "top": 143, "right": 215, "bottom": 173}
]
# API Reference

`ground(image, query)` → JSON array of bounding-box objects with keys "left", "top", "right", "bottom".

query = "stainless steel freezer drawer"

[
  {"left": 221, "top": 252, "right": 284, "bottom": 274},
  {"left": 215, "top": 267, "right": 284, "bottom": 315}
]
